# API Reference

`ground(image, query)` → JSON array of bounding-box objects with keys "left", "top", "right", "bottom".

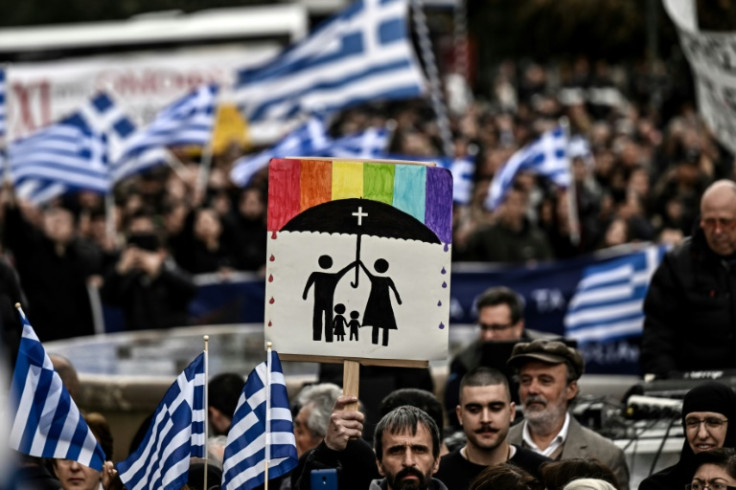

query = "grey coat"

[{"left": 508, "top": 416, "right": 629, "bottom": 490}]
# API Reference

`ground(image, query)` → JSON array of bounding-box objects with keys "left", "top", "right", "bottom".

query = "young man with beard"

[
  {"left": 373, "top": 405, "right": 447, "bottom": 490},
  {"left": 505, "top": 340, "right": 629, "bottom": 490},
  {"left": 435, "top": 367, "right": 549, "bottom": 490}
]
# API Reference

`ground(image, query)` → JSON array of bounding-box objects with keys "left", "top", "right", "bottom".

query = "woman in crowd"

[
  {"left": 51, "top": 412, "right": 121, "bottom": 490},
  {"left": 689, "top": 447, "right": 736, "bottom": 490},
  {"left": 541, "top": 458, "right": 619, "bottom": 490},
  {"left": 639, "top": 381, "right": 736, "bottom": 490},
  {"left": 469, "top": 463, "right": 543, "bottom": 490}
]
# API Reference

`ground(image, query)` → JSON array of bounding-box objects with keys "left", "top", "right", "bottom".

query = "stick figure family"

[{"left": 302, "top": 254, "right": 402, "bottom": 347}]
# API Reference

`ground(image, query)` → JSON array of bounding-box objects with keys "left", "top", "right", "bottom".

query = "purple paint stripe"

[{"left": 425, "top": 167, "right": 453, "bottom": 243}]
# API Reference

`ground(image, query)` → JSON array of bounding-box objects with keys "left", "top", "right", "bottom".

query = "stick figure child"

[
  {"left": 332, "top": 303, "right": 347, "bottom": 342},
  {"left": 348, "top": 310, "right": 361, "bottom": 341}
]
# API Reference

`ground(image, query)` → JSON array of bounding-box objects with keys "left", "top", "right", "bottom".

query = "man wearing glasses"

[
  {"left": 443, "top": 287, "right": 554, "bottom": 430},
  {"left": 640, "top": 381, "right": 736, "bottom": 490},
  {"left": 641, "top": 179, "right": 736, "bottom": 378}
]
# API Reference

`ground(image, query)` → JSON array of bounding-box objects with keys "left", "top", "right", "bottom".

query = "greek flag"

[
  {"left": 221, "top": 351, "right": 297, "bottom": 490},
  {"left": 485, "top": 127, "right": 570, "bottom": 210},
  {"left": 564, "top": 245, "right": 666, "bottom": 343},
  {"left": 9, "top": 307, "right": 106, "bottom": 471},
  {"left": 230, "top": 116, "right": 330, "bottom": 187},
  {"left": 112, "top": 84, "right": 218, "bottom": 182},
  {"left": 117, "top": 353, "right": 206, "bottom": 490},
  {"left": 325, "top": 126, "right": 390, "bottom": 159},
  {"left": 9, "top": 92, "right": 136, "bottom": 205},
  {"left": 234, "top": 0, "right": 425, "bottom": 123}
]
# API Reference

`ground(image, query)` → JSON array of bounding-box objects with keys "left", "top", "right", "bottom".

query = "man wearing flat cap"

[{"left": 506, "top": 339, "right": 630, "bottom": 490}]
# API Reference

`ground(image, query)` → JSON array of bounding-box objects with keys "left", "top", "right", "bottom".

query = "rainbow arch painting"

[
  {"left": 265, "top": 157, "right": 452, "bottom": 362},
  {"left": 267, "top": 158, "right": 453, "bottom": 244}
]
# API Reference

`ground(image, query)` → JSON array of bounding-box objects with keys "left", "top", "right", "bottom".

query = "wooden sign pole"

[
  {"left": 279, "top": 354, "right": 429, "bottom": 412},
  {"left": 342, "top": 360, "right": 361, "bottom": 411}
]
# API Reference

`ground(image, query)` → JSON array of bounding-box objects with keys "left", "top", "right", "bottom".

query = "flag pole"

[
  {"left": 203, "top": 335, "right": 209, "bottom": 490},
  {"left": 411, "top": 0, "right": 454, "bottom": 158},
  {"left": 560, "top": 117, "right": 580, "bottom": 246},
  {"left": 264, "top": 341, "right": 273, "bottom": 490},
  {"left": 196, "top": 84, "right": 224, "bottom": 199}
]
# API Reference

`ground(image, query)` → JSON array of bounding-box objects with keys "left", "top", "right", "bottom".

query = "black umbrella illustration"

[
  {"left": 284, "top": 197, "right": 442, "bottom": 347},
  {"left": 282, "top": 197, "right": 441, "bottom": 286}
]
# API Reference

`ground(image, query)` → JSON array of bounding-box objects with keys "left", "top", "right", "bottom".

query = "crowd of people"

[
  {"left": 15, "top": 338, "right": 736, "bottom": 490},
  {"left": 0, "top": 56, "right": 731, "bottom": 339},
  {"left": 3, "top": 54, "right": 736, "bottom": 490}
]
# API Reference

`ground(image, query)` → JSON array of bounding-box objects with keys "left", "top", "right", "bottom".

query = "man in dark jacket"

[
  {"left": 296, "top": 398, "right": 448, "bottom": 490},
  {"left": 444, "top": 286, "right": 550, "bottom": 429},
  {"left": 641, "top": 179, "right": 736, "bottom": 377},
  {"left": 4, "top": 195, "right": 99, "bottom": 341},
  {"left": 460, "top": 185, "right": 552, "bottom": 263},
  {"left": 101, "top": 212, "right": 196, "bottom": 330}
]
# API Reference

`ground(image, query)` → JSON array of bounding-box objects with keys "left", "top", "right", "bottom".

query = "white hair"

[{"left": 563, "top": 478, "right": 617, "bottom": 490}]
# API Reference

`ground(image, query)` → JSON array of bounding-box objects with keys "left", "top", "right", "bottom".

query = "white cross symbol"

[{"left": 352, "top": 206, "right": 368, "bottom": 226}]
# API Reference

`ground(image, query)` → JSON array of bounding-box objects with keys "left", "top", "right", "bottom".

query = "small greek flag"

[
  {"left": 117, "top": 353, "right": 206, "bottom": 490},
  {"left": 9, "top": 306, "right": 106, "bottom": 471},
  {"left": 112, "top": 84, "right": 218, "bottom": 182},
  {"left": 485, "top": 127, "right": 570, "bottom": 210},
  {"left": 221, "top": 351, "right": 298, "bottom": 490},
  {"left": 9, "top": 92, "right": 136, "bottom": 205},
  {"left": 230, "top": 116, "right": 329, "bottom": 187}
]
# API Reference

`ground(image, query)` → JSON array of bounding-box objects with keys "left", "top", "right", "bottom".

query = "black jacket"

[
  {"left": 101, "top": 258, "right": 197, "bottom": 330},
  {"left": 641, "top": 230, "right": 736, "bottom": 376},
  {"left": 295, "top": 439, "right": 380, "bottom": 490},
  {"left": 4, "top": 205, "right": 98, "bottom": 341}
]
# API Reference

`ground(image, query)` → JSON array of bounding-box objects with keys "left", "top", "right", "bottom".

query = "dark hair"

[
  {"left": 374, "top": 405, "right": 440, "bottom": 462},
  {"left": 208, "top": 373, "right": 246, "bottom": 418},
  {"left": 379, "top": 388, "right": 444, "bottom": 438},
  {"left": 470, "top": 463, "right": 544, "bottom": 490},
  {"left": 476, "top": 287, "right": 524, "bottom": 324},
  {"left": 85, "top": 412, "right": 114, "bottom": 461},
  {"left": 693, "top": 447, "right": 736, "bottom": 481},
  {"left": 460, "top": 367, "right": 511, "bottom": 402},
  {"left": 540, "top": 458, "right": 619, "bottom": 490}
]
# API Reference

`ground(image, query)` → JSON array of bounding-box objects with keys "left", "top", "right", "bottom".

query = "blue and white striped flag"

[
  {"left": 112, "top": 84, "right": 218, "bottom": 182},
  {"left": 9, "top": 92, "right": 137, "bottom": 205},
  {"left": 235, "top": 0, "right": 425, "bottom": 123},
  {"left": 485, "top": 127, "right": 570, "bottom": 210},
  {"left": 323, "top": 126, "right": 390, "bottom": 159},
  {"left": 230, "top": 116, "right": 329, "bottom": 187},
  {"left": 117, "top": 352, "right": 206, "bottom": 490},
  {"left": 221, "top": 351, "right": 297, "bottom": 490},
  {"left": 9, "top": 306, "right": 106, "bottom": 471},
  {"left": 564, "top": 245, "right": 667, "bottom": 344}
]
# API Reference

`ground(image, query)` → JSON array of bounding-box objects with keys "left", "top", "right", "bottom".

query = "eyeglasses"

[
  {"left": 479, "top": 322, "right": 514, "bottom": 332},
  {"left": 684, "top": 417, "right": 729, "bottom": 430},
  {"left": 701, "top": 218, "right": 736, "bottom": 231},
  {"left": 686, "top": 481, "right": 736, "bottom": 490}
]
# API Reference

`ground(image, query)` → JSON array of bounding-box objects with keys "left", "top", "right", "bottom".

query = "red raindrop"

[{"left": 269, "top": 297, "right": 275, "bottom": 304}]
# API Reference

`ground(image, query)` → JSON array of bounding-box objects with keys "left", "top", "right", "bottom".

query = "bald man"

[{"left": 642, "top": 179, "right": 736, "bottom": 377}]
